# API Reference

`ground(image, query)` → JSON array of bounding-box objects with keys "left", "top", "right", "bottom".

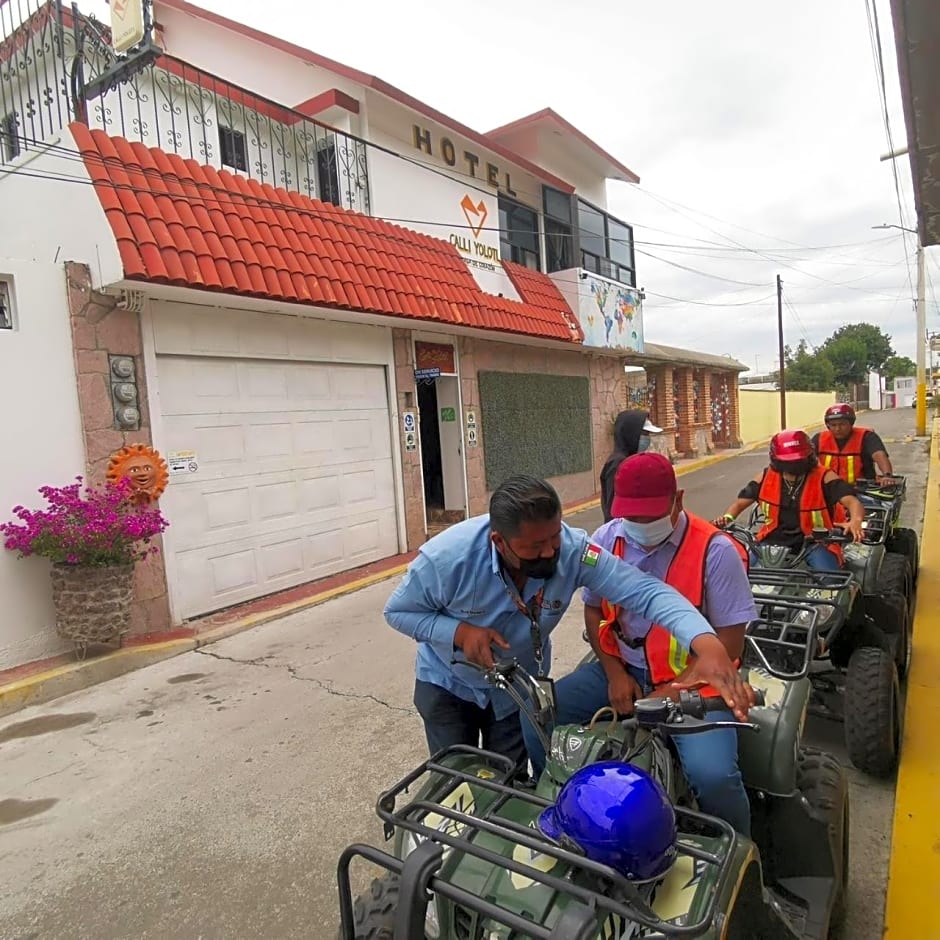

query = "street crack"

[{"left": 193, "top": 648, "right": 414, "bottom": 714}]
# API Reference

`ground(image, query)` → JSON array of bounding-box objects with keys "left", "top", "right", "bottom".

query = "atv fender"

[
  {"left": 843, "top": 542, "right": 885, "bottom": 595},
  {"left": 738, "top": 672, "right": 810, "bottom": 797},
  {"left": 752, "top": 747, "right": 849, "bottom": 939}
]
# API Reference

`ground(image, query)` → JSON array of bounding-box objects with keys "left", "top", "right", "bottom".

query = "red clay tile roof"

[{"left": 71, "top": 124, "right": 581, "bottom": 343}]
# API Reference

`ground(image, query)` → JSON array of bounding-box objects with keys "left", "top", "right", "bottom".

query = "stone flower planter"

[{"left": 50, "top": 563, "right": 134, "bottom": 651}]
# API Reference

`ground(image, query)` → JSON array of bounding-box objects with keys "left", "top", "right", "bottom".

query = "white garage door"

[{"left": 157, "top": 354, "right": 398, "bottom": 619}]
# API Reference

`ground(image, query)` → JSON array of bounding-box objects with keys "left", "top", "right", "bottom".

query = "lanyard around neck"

[{"left": 500, "top": 574, "right": 546, "bottom": 677}]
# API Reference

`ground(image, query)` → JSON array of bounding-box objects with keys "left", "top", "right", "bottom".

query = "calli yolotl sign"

[{"left": 451, "top": 194, "right": 500, "bottom": 272}]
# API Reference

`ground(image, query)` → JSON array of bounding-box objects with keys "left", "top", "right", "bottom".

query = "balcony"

[{"left": 0, "top": 0, "right": 369, "bottom": 213}]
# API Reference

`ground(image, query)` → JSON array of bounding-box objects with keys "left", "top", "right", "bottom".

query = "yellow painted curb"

[
  {"left": 883, "top": 417, "right": 940, "bottom": 935},
  {"left": 0, "top": 564, "right": 410, "bottom": 719},
  {"left": 0, "top": 638, "right": 196, "bottom": 719}
]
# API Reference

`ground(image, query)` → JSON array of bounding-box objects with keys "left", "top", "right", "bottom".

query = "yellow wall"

[{"left": 738, "top": 390, "right": 837, "bottom": 444}]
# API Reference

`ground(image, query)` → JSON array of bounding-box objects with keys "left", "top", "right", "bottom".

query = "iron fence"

[
  {"left": 0, "top": 0, "right": 70, "bottom": 164},
  {"left": 0, "top": 0, "right": 370, "bottom": 212}
]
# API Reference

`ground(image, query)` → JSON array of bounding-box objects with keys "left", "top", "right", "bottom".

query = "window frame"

[
  {"left": 576, "top": 197, "right": 636, "bottom": 286},
  {"left": 498, "top": 195, "right": 541, "bottom": 271},
  {"left": 1, "top": 112, "right": 20, "bottom": 163},
  {"left": 542, "top": 186, "right": 576, "bottom": 273},
  {"left": 218, "top": 124, "right": 248, "bottom": 173},
  {"left": 0, "top": 278, "right": 15, "bottom": 330}
]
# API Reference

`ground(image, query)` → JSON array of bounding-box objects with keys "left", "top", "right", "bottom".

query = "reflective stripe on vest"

[
  {"left": 817, "top": 427, "right": 867, "bottom": 484},
  {"left": 757, "top": 466, "right": 846, "bottom": 562},
  {"left": 597, "top": 516, "right": 747, "bottom": 696}
]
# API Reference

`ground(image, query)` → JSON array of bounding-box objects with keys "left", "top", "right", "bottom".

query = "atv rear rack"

[
  {"left": 859, "top": 505, "right": 889, "bottom": 543},
  {"left": 743, "top": 603, "right": 821, "bottom": 680},
  {"left": 338, "top": 745, "right": 738, "bottom": 939}
]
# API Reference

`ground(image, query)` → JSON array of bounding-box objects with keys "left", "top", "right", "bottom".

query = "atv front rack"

[
  {"left": 338, "top": 746, "right": 738, "bottom": 939},
  {"left": 748, "top": 567, "right": 855, "bottom": 593}
]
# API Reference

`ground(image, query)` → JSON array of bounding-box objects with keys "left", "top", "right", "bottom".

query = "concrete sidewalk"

[{"left": 883, "top": 419, "right": 940, "bottom": 936}]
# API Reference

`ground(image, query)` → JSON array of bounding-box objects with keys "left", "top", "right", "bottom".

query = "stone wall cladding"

[{"left": 66, "top": 262, "right": 171, "bottom": 635}]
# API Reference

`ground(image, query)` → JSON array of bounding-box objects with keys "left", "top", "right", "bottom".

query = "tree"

[
  {"left": 819, "top": 323, "right": 894, "bottom": 376},
  {"left": 822, "top": 335, "right": 869, "bottom": 388},
  {"left": 784, "top": 340, "right": 836, "bottom": 392},
  {"left": 882, "top": 355, "right": 916, "bottom": 383}
]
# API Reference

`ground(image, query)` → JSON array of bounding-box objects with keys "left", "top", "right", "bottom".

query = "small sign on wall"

[
  {"left": 465, "top": 408, "right": 477, "bottom": 428},
  {"left": 402, "top": 411, "right": 416, "bottom": 433},
  {"left": 168, "top": 450, "right": 199, "bottom": 475},
  {"left": 440, "top": 407, "right": 456, "bottom": 422},
  {"left": 467, "top": 427, "right": 478, "bottom": 447},
  {"left": 404, "top": 431, "right": 417, "bottom": 452}
]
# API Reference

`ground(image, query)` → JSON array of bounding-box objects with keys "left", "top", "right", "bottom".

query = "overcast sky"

[{"left": 101, "top": 0, "right": 940, "bottom": 371}]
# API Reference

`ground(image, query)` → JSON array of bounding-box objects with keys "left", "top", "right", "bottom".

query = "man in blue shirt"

[
  {"left": 385, "top": 475, "right": 754, "bottom": 771},
  {"left": 522, "top": 455, "right": 757, "bottom": 834}
]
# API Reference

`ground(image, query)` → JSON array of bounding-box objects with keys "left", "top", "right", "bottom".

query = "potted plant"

[{"left": 1, "top": 476, "right": 169, "bottom": 654}]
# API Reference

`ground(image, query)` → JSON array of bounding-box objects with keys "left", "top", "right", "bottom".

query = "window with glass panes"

[
  {"left": 543, "top": 186, "right": 575, "bottom": 273},
  {"left": 498, "top": 197, "right": 540, "bottom": 270},
  {"left": 577, "top": 200, "right": 635, "bottom": 285}
]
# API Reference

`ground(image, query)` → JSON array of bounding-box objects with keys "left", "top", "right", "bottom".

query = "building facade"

[{"left": 0, "top": 0, "right": 742, "bottom": 668}]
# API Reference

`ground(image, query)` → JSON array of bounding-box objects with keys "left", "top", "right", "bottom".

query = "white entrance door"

[{"left": 157, "top": 354, "right": 398, "bottom": 619}]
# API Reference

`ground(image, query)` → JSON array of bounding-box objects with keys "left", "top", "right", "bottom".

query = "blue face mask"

[
  {"left": 637, "top": 435, "right": 652, "bottom": 453},
  {"left": 622, "top": 515, "right": 675, "bottom": 548}
]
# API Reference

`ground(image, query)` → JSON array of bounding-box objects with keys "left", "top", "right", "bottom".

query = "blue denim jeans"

[
  {"left": 522, "top": 660, "right": 752, "bottom": 836},
  {"left": 413, "top": 679, "right": 527, "bottom": 770}
]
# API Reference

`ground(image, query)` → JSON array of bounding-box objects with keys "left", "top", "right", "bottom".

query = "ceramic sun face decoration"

[{"left": 107, "top": 444, "right": 169, "bottom": 505}]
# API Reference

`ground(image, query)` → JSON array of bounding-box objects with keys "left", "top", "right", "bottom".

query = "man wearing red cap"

[{"left": 522, "top": 452, "right": 757, "bottom": 835}]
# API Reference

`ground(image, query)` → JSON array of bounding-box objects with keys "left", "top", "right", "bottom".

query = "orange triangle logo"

[{"left": 460, "top": 194, "right": 488, "bottom": 239}]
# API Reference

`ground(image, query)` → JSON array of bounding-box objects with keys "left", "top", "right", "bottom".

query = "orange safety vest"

[
  {"left": 757, "top": 466, "right": 846, "bottom": 562},
  {"left": 597, "top": 514, "right": 746, "bottom": 697},
  {"left": 816, "top": 427, "right": 868, "bottom": 484}
]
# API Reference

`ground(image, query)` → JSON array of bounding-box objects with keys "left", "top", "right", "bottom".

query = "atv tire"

[
  {"left": 342, "top": 874, "right": 399, "bottom": 939},
  {"left": 844, "top": 646, "right": 900, "bottom": 778},
  {"left": 797, "top": 746, "right": 850, "bottom": 932},
  {"left": 887, "top": 527, "right": 919, "bottom": 584},
  {"left": 870, "top": 591, "right": 912, "bottom": 679},
  {"left": 878, "top": 552, "right": 913, "bottom": 604}
]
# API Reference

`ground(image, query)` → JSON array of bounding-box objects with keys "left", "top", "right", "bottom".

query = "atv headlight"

[{"left": 794, "top": 604, "right": 836, "bottom": 630}]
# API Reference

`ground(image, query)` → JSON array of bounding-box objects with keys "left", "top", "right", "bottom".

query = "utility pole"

[
  {"left": 916, "top": 242, "right": 927, "bottom": 436},
  {"left": 873, "top": 223, "right": 928, "bottom": 435},
  {"left": 777, "top": 274, "right": 787, "bottom": 428}
]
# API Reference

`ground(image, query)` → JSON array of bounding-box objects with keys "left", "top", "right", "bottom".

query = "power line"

[{"left": 0, "top": 131, "right": 923, "bottom": 316}]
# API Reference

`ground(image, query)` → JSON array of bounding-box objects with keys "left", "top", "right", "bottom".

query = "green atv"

[
  {"left": 729, "top": 517, "right": 910, "bottom": 778},
  {"left": 851, "top": 474, "right": 919, "bottom": 587},
  {"left": 338, "top": 609, "right": 849, "bottom": 939}
]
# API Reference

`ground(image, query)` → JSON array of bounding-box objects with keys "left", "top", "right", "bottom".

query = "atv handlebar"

[{"left": 632, "top": 688, "right": 764, "bottom": 736}]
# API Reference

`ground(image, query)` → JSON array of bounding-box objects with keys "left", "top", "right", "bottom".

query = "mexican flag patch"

[{"left": 581, "top": 543, "right": 601, "bottom": 567}]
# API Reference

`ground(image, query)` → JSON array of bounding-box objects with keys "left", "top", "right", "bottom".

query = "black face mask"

[
  {"left": 516, "top": 552, "right": 560, "bottom": 581},
  {"left": 771, "top": 457, "right": 815, "bottom": 476}
]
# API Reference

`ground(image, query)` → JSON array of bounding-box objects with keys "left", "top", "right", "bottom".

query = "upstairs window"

[
  {"left": 1, "top": 113, "right": 20, "bottom": 163},
  {"left": 577, "top": 199, "right": 635, "bottom": 286},
  {"left": 0, "top": 279, "right": 14, "bottom": 330},
  {"left": 543, "top": 186, "right": 575, "bottom": 273},
  {"left": 499, "top": 197, "right": 540, "bottom": 270},
  {"left": 218, "top": 125, "right": 248, "bottom": 172}
]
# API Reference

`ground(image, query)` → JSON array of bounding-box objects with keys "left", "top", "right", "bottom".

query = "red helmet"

[
  {"left": 824, "top": 403, "right": 856, "bottom": 426},
  {"left": 769, "top": 429, "right": 814, "bottom": 463}
]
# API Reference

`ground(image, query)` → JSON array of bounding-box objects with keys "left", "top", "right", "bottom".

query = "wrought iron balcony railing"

[{"left": 0, "top": 0, "right": 369, "bottom": 213}]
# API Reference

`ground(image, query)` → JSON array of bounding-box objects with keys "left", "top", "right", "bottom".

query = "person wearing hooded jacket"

[{"left": 600, "top": 410, "right": 663, "bottom": 522}]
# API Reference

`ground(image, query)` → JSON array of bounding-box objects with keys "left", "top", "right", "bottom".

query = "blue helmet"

[{"left": 537, "top": 761, "right": 677, "bottom": 881}]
